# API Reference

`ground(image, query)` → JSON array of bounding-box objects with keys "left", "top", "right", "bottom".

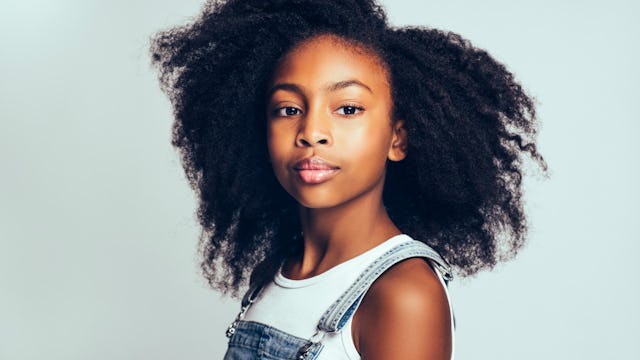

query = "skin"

[{"left": 265, "top": 34, "right": 451, "bottom": 359}]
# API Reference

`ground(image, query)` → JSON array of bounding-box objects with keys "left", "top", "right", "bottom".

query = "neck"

[{"left": 285, "top": 186, "right": 401, "bottom": 280}]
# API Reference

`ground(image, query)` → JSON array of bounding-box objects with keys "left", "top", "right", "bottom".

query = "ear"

[{"left": 387, "top": 119, "right": 408, "bottom": 162}]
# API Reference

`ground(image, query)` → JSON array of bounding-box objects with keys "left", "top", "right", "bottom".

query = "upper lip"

[{"left": 293, "top": 156, "right": 340, "bottom": 170}]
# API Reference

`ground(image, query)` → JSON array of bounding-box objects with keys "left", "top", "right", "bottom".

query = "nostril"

[
  {"left": 296, "top": 135, "right": 329, "bottom": 147},
  {"left": 300, "top": 139, "right": 311, "bottom": 146}
]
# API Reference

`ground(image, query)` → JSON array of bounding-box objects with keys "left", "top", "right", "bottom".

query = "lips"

[
  {"left": 293, "top": 156, "right": 340, "bottom": 170},
  {"left": 292, "top": 156, "right": 340, "bottom": 184}
]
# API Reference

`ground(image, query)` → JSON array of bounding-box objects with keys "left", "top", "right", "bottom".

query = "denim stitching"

[
  {"left": 316, "top": 242, "right": 412, "bottom": 326},
  {"left": 318, "top": 241, "right": 451, "bottom": 332},
  {"left": 330, "top": 247, "right": 447, "bottom": 331},
  {"left": 328, "top": 248, "right": 431, "bottom": 331},
  {"left": 228, "top": 241, "right": 451, "bottom": 348},
  {"left": 318, "top": 242, "right": 414, "bottom": 329}
]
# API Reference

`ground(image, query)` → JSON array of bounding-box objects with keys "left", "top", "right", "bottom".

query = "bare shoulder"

[{"left": 352, "top": 257, "right": 452, "bottom": 360}]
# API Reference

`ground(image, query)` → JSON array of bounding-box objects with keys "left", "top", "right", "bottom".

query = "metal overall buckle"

[
  {"left": 225, "top": 302, "right": 251, "bottom": 338},
  {"left": 297, "top": 329, "right": 325, "bottom": 360}
]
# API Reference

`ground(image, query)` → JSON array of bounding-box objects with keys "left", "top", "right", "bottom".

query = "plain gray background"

[{"left": 1, "top": 0, "right": 638, "bottom": 359}]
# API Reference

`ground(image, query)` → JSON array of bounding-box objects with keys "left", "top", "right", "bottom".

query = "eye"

[
  {"left": 336, "top": 104, "right": 365, "bottom": 116},
  {"left": 273, "top": 106, "right": 302, "bottom": 117}
]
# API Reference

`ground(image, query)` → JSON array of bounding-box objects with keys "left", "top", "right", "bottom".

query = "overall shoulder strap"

[
  {"left": 316, "top": 240, "right": 452, "bottom": 333},
  {"left": 240, "top": 282, "right": 264, "bottom": 308},
  {"left": 225, "top": 282, "right": 264, "bottom": 338}
]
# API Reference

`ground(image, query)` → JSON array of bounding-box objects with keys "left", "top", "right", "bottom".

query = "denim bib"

[{"left": 224, "top": 240, "right": 452, "bottom": 360}]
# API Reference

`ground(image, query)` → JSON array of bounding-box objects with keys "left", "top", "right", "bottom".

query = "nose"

[{"left": 295, "top": 108, "right": 332, "bottom": 147}]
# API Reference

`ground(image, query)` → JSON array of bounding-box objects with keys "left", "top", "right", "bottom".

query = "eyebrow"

[
  {"left": 266, "top": 79, "right": 373, "bottom": 98},
  {"left": 267, "top": 83, "right": 304, "bottom": 98},
  {"left": 324, "top": 79, "right": 373, "bottom": 94}
]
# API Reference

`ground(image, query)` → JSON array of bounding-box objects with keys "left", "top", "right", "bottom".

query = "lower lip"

[{"left": 294, "top": 169, "right": 339, "bottom": 184}]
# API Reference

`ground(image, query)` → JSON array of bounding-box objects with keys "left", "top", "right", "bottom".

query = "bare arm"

[{"left": 352, "top": 258, "right": 452, "bottom": 360}]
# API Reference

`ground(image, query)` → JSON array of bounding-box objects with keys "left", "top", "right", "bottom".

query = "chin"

[
  {"left": 288, "top": 190, "right": 344, "bottom": 210},
  {"left": 293, "top": 196, "right": 341, "bottom": 210}
]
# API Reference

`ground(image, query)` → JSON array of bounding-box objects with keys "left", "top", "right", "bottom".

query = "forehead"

[{"left": 268, "top": 34, "right": 390, "bottom": 94}]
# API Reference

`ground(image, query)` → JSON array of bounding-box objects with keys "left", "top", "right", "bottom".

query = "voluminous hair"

[{"left": 150, "top": 0, "right": 547, "bottom": 296}]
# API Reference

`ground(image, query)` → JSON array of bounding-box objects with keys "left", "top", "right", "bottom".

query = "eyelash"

[
  {"left": 336, "top": 103, "right": 365, "bottom": 116},
  {"left": 273, "top": 106, "right": 302, "bottom": 117},
  {"left": 271, "top": 104, "right": 365, "bottom": 117}
]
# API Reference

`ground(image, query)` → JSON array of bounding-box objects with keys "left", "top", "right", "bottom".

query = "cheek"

[
  {"left": 266, "top": 125, "right": 285, "bottom": 161},
  {"left": 266, "top": 125, "right": 292, "bottom": 182},
  {"left": 266, "top": 132, "right": 276, "bottom": 163},
  {"left": 338, "top": 122, "right": 392, "bottom": 166}
]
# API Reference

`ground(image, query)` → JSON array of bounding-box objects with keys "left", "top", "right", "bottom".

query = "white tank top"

[{"left": 243, "top": 234, "right": 455, "bottom": 359}]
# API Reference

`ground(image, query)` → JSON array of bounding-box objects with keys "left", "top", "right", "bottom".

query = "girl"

[{"left": 150, "top": 0, "right": 546, "bottom": 359}]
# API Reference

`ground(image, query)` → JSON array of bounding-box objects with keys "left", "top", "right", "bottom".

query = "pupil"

[
  {"left": 286, "top": 107, "right": 297, "bottom": 115},
  {"left": 345, "top": 106, "right": 355, "bottom": 114}
]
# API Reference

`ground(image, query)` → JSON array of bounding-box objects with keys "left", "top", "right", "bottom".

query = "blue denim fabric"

[
  {"left": 318, "top": 240, "right": 451, "bottom": 333},
  {"left": 224, "top": 320, "right": 323, "bottom": 360},
  {"left": 223, "top": 239, "right": 452, "bottom": 360}
]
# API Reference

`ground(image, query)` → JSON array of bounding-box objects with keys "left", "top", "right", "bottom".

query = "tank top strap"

[{"left": 316, "top": 239, "right": 452, "bottom": 334}]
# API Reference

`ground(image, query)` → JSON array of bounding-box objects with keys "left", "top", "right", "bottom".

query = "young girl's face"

[{"left": 266, "top": 34, "right": 406, "bottom": 209}]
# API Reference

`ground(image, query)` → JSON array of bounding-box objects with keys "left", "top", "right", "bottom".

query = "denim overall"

[{"left": 223, "top": 240, "right": 453, "bottom": 360}]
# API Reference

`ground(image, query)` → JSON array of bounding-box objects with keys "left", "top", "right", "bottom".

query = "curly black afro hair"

[{"left": 150, "top": 0, "right": 547, "bottom": 296}]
